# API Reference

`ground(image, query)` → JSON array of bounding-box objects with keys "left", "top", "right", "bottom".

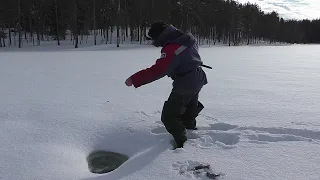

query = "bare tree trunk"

[
  {"left": 210, "top": 27, "right": 213, "bottom": 46},
  {"left": 41, "top": 16, "right": 45, "bottom": 41},
  {"left": 122, "top": 29, "right": 125, "bottom": 42},
  {"left": 45, "top": 13, "right": 50, "bottom": 41},
  {"left": 93, "top": 0, "right": 97, "bottom": 45},
  {"left": 74, "top": 0, "right": 78, "bottom": 48},
  {"left": 228, "top": 30, "right": 231, "bottom": 46},
  {"left": 86, "top": 34, "right": 89, "bottom": 44},
  {"left": 213, "top": 27, "right": 216, "bottom": 45},
  {"left": 211, "top": 27, "right": 215, "bottom": 45},
  {"left": 18, "top": 0, "right": 22, "bottom": 48},
  {"left": 9, "top": 23, "right": 12, "bottom": 46},
  {"left": 139, "top": 26, "right": 142, "bottom": 44},
  {"left": 126, "top": 26, "right": 128, "bottom": 39},
  {"left": 105, "top": 28, "right": 108, "bottom": 44},
  {"left": 116, "top": 0, "right": 120, "bottom": 47},
  {"left": 143, "top": 26, "right": 146, "bottom": 43},
  {"left": 130, "top": 26, "right": 133, "bottom": 42},
  {"left": 137, "top": 26, "right": 140, "bottom": 42},
  {"left": 1, "top": 27, "right": 5, "bottom": 47},
  {"left": 37, "top": 27, "right": 40, "bottom": 46},
  {"left": 103, "top": 27, "right": 106, "bottom": 41},
  {"left": 0, "top": 28, "right": 3, "bottom": 47},
  {"left": 29, "top": 12, "right": 34, "bottom": 45},
  {"left": 55, "top": 0, "right": 60, "bottom": 45},
  {"left": 233, "top": 31, "right": 237, "bottom": 46},
  {"left": 24, "top": 19, "right": 28, "bottom": 44},
  {"left": 80, "top": 30, "right": 84, "bottom": 44},
  {"left": 14, "top": 32, "right": 16, "bottom": 46},
  {"left": 37, "top": 1, "right": 41, "bottom": 46},
  {"left": 110, "top": 27, "right": 113, "bottom": 44}
]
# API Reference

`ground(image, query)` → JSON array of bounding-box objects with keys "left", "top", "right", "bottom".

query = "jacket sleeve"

[{"left": 130, "top": 43, "right": 181, "bottom": 88}]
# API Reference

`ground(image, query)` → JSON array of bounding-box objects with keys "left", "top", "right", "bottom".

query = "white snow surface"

[{"left": 1, "top": 44, "right": 320, "bottom": 180}]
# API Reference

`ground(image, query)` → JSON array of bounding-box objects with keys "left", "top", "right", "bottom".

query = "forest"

[{"left": 0, "top": 0, "right": 319, "bottom": 48}]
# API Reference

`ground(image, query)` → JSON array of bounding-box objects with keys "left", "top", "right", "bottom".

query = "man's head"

[
  {"left": 146, "top": 21, "right": 169, "bottom": 47},
  {"left": 147, "top": 21, "right": 186, "bottom": 47}
]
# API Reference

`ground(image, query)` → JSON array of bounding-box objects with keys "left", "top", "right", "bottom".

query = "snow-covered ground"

[{"left": 1, "top": 44, "right": 320, "bottom": 180}]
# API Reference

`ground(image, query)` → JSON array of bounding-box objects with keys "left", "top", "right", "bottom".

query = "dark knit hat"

[{"left": 147, "top": 21, "right": 169, "bottom": 41}]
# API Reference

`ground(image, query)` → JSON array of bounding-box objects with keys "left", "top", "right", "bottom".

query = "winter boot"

[{"left": 171, "top": 132, "right": 187, "bottom": 149}]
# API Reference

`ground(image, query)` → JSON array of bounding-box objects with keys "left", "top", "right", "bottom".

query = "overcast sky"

[{"left": 236, "top": 0, "right": 320, "bottom": 20}]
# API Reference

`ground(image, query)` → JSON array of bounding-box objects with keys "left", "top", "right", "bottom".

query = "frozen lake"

[{"left": 1, "top": 44, "right": 320, "bottom": 180}]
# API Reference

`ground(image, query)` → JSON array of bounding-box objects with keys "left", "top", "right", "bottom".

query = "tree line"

[{"left": 0, "top": 0, "right": 319, "bottom": 48}]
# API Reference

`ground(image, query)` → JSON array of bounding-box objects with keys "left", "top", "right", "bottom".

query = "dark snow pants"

[{"left": 161, "top": 88, "right": 204, "bottom": 148}]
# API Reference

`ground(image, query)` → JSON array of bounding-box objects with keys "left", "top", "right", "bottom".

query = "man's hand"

[{"left": 125, "top": 77, "right": 133, "bottom": 87}]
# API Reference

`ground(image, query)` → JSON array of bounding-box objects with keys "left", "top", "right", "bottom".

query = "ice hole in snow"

[{"left": 86, "top": 151, "right": 129, "bottom": 174}]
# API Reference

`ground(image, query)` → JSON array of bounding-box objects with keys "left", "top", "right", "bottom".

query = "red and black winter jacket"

[
  {"left": 131, "top": 43, "right": 181, "bottom": 88},
  {"left": 130, "top": 25, "right": 208, "bottom": 90}
]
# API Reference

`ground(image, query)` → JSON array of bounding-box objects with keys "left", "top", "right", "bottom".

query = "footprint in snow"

[
  {"left": 240, "top": 126, "right": 320, "bottom": 144},
  {"left": 150, "top": 121, "right": 241, "bottom": 149},
  {"left": 209, "top": 123, "right": 238, "bottom": 131},
  {"left": 188, "top": 131, "right": 240, "bottom": 149},
  {"left": 150, "top": 120, "right": 320, "bottom": 150},
  {"left": 201, "top": 122, "right": 320, "bottom": 144},
  {"left": 151, "top": 126, "right": 167, "bottom": 134},
  {"left": 172, "top": 160, "right": 222, "bottom": 179},
  {"left": 291, "top": 121, "right": 320, "bottom": 127},
  {"left": 150, "top": 122, "right": 200, "bottom": 138},
  {"left": 125, "top": 127, "right": 136, "bottom": 134},
  {"left": 199, "top": 114, "right": 219, "bottom": 121},
  {"left": 134, "top": 110, "right": 150, "bottom": 118},
  {"left": 244, "top": 133, "right": 312, "bottom": 144},
  {"left": 153, "top": 110, "right": 161, "bottom": 115}
]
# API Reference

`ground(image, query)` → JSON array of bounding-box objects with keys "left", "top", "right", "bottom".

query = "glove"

[{"left": 125, "top": 77, "right": 133, "bottom": 87}]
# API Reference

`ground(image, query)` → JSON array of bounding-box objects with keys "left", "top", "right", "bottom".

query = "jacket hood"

[{"left": 153, "top": 25, "right": 196, "bottom": 47}]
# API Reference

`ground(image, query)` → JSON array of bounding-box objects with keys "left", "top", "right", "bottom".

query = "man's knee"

[
  {"left": 161, "top": 101, "right": 170, "bottom": 123},
  {"left": 161, "top": 100, "right": 186, "bottom": 132},
  {"left": 197, "top": 101, "right": 204, "bottom": 113},
  {"left": 161, "top": 101, "right": 177, "bottom": 125}
]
